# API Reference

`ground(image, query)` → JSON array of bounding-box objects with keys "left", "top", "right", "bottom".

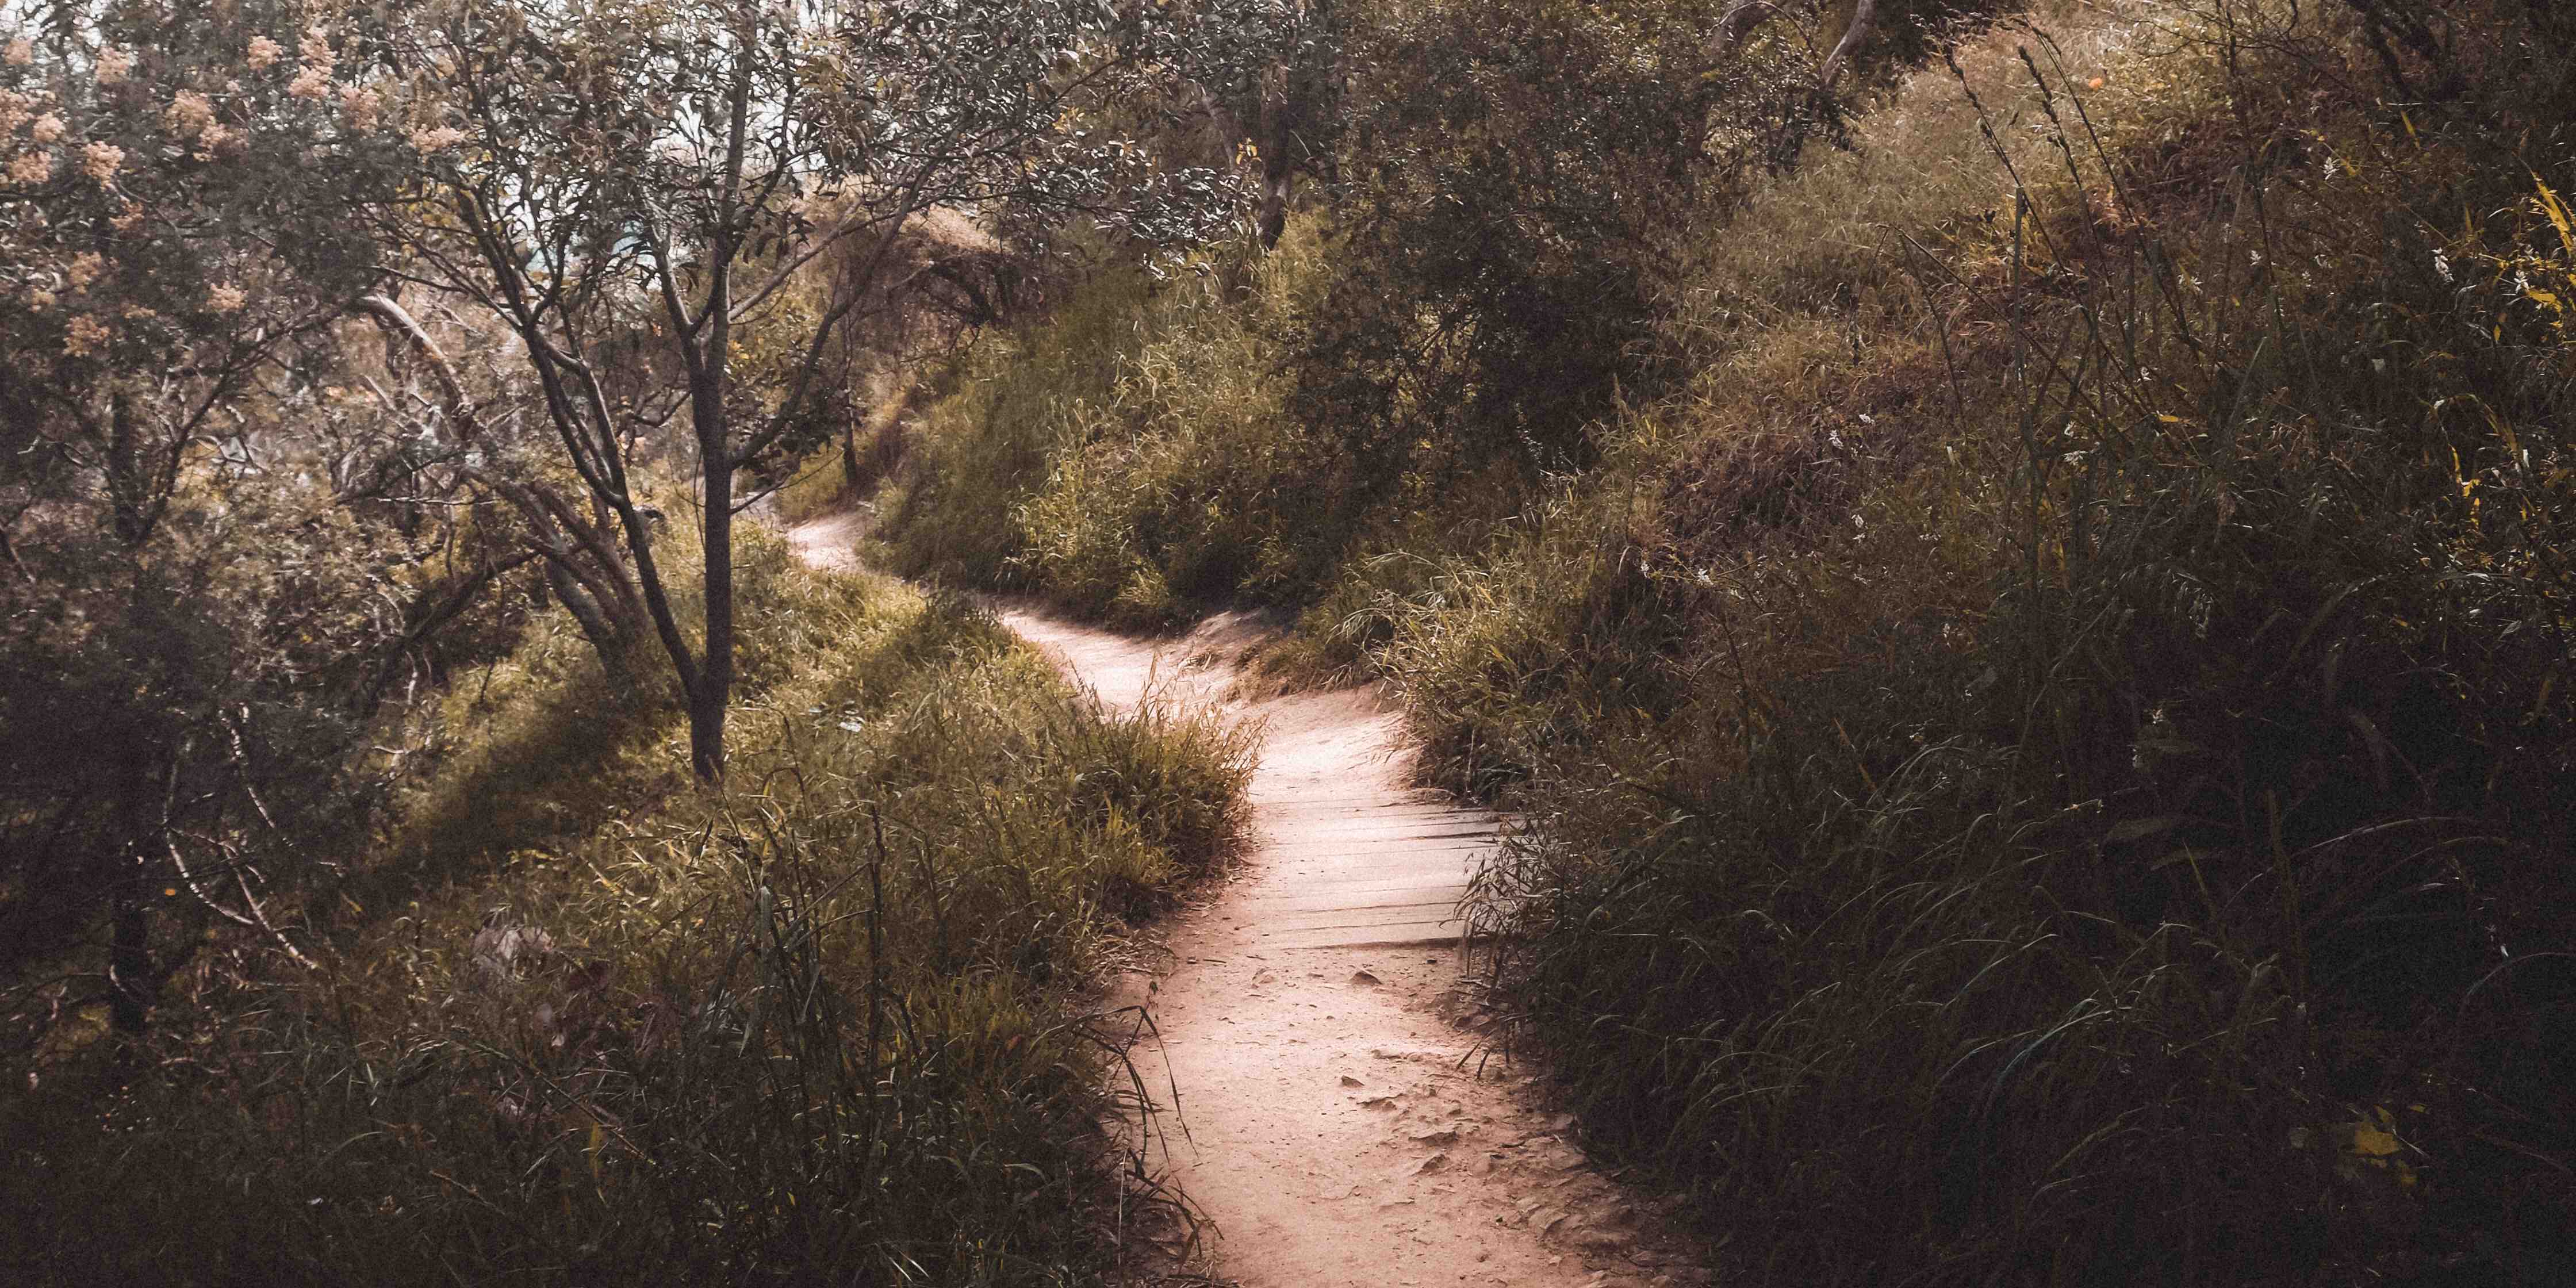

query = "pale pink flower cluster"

[
  {"left": 207, "top": 283, "right": 247, "bottom": 313},
  {"left": 0, "top": 89, "right": 27, "bottom": 135},
  {"left": 63, "top": 313, "right": 109, "bottom": 356},
  {"left": 298, "top": 26, "right": 335, "bottom": 74},
  {"left": 166, "top": 89, "right": 216, "bottom": 139},
  {"left": 6, "top": 149, "right": 47, "bottom": 183},
  {"left": 66, "top": 251, "right": 102, "bottom": 289},
  {"left": 246, "top": 35, "right": 282, "bottom": 71},
  {"left": 338, "top": 83, "right": 380, "bottom": 132},
  {"left": 111, "top": 200, "right": 145, "bottom": 231},
  {"left": 80, "top": 139, "right": 122, "bottom": 183},
  {"left": 5, "top": 37, "right": 33, "bottom": 67},
  {"left": 194, "top": 123, "right": 240, "bottom": 158},
  {"left": 96, "top": 45, "right": 134, "bottom": 85},
  {"left": 411, "top": 124, "right": 465, "bottom": 154},
  {"left": 288, "top": 26, "right": 337, "bottom": 100},
  {"left": 29, "top": 112, "right": 63, "bottom": 144},
  {"left": 26, "top": 288, "right": 54, "bottom": 310}
]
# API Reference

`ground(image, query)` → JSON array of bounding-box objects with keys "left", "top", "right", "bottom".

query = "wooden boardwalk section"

[{"left": 1233, "top": 791, "right": 1505, "bottom": 950}]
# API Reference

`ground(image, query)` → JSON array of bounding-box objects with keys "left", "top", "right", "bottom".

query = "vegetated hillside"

[
  {"left": 2, "top": 526, "right": 1254, "bottom": 1285},
  {"left": 877, "top": 1, "right": 2576, "bottom": 1282}
]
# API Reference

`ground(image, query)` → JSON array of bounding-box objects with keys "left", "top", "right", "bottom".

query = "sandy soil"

[{"left": 785, "top": 512, "right": 1698, "bottom": 1288}]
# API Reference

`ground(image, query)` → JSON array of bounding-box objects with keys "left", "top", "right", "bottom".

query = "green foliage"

[
  {"left": 880, "top": 233, "right": 1362, "bottom": 626},
  {"left": 0, "top": 466, "right": 409, "bottom": 1030},
  {"left": 1379, "top": 4, "right": 2576, "bottom": 1282},
  {"left": 875, "top": 0, "right": 1930, "bottom": 647},
  {"left": 869, "top": 0, "right": 2576, "bottom": 1277},
  {"left": 1293, "top": 0, "right": 1736, "bottom": 477},
  {"left": 1, "top": 534, "right": 1254, "bottom": 1285}
]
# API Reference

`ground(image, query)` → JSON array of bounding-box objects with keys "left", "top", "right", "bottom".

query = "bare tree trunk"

[
  {"left": 354, "top": 294, "right": 654, "bottom": 678},
  {"left": 544, "top": 558, "right": 633, "bottom": 670},
  {"left": 107, "top": 855, "right": 152, "bottom": 1037},
  {"left": 691, "top": 456, "right": 735, "bottom": 782},
  {"left": 1707, "top": 0, "right": 1878, "bottom": 86},
  {"left": 1817, "top": 0, "right": 1880, "bottom": 88},
  {"left": 1250, "top": 0, "right": 1335, "bottom": 251},
  {"left": 1257, "top": 73, "right": 1298, "bottom": 250},
  {"left": 1706, "top": 1, "right": 1781, "bottom": 62}
]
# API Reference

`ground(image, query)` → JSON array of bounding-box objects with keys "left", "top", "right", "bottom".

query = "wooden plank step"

[
  {"left": 1264, "top": 848, "right": 1493, "bottom": 873},
  {"left": 1254, "top": 920, "right": 1465, "bottom": 951},
  {"left": 1235, "top": 888, "right": 1469, "bottom": 917},
  {"left": 1250, "top": 808, "right": 1506, "bottom": 830},
  {"left": 1255, "top": 835, "right": 1497, "bottom": 858}
]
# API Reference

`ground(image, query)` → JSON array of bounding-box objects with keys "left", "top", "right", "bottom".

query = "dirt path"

[{"left": 786, "top": 513, "right": 1696, "bottom": 1288}]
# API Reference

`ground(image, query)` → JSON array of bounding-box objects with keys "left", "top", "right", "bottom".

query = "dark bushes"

[
  {"left": 1417, "top": 4, "right": 2576, "bottom": 1282},
  {"left": 2, "top": 557, "right": 1254, "bottom": 1286}
]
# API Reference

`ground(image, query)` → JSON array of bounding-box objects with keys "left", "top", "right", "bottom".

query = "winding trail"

[{"left": 787, "top": 512, "right": 1697, "bottom": 1288}]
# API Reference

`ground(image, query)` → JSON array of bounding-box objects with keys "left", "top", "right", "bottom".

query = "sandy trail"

[{"left": 786, "top": 512, "right": 1695, "bottom": 1288}]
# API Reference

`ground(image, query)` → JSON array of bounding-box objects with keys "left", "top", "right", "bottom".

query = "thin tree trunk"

[
  {"left": 107, "top": 863, "right": 152, "bottom": 1037},
  {"left": 545, "top": 557, "right": 634, "bottom": 672},
  {"left": 1817, "top": 0, "right": 1879, "bottom": 87},
  {"left": 691, "top": 455, "right": 735, "bottom": 781}
]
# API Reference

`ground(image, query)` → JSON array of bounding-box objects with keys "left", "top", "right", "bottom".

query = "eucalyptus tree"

[
  {"left": 1, "top": 0, "right": 478, "bottom": 1040},
  {"left": 381, "top": 0, "right": 1249, "bottom": 780}
]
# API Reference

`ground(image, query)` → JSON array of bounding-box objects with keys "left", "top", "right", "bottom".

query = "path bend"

[{"left": 787, "top": 512, "right": 1700, "bottom": 1288}]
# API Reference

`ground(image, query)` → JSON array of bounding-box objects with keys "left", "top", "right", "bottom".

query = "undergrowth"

[
  {"left": 0, "top": 526, "right": 1254, "bottom": 1286},
  {"left": 877, "top": 225, "right": 1354, "bottom": 627},
  {"left": 1408, "top": 4, "right": 2576, "bottom": 1283},
  {"left": 883, "top": 0, "right": 2576, "bottom": 1281}
]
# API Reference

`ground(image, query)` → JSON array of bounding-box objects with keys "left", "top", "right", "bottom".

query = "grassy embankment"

[
  {"left": 875, "top": 1, "right": 2575, "bottom": 1281},
  {"left": 1, "top": 523, "right": 1252, "bottom": 1285}
]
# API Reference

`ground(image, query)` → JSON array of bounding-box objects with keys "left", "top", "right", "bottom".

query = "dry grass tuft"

[{"left": 1, "top": 530, "right": 1255, "bottom": 1286}]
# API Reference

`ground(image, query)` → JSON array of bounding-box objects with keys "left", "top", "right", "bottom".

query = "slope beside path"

[{"left": 787, "top": 512, "right": 1699, "bottom": 1288}]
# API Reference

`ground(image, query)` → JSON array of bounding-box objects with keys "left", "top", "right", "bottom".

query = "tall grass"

[
  {"left": 1388, "top": 3, "right": 2576, "bottom": 1281},
  {"left": 879, "top": 233, "right": 1313, "bottom": 623},
  {"left": 875, "top": 218, "right": 1549, "bottom": 651},
  {"left": 812, "top": 0, "right": 2575, "bottom": 1278},
  {"left": 0, "top": 530, "right": 1254, "bottom": 1286}
]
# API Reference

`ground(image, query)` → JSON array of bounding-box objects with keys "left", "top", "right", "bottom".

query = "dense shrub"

[
  {"left": 1390, "top": 3, "right": 2576, "bottom": 1282},
  {"left": 1, "top": 535, "right": 1254, "bottom": 1286},
  {"left": 858, "top": 0, "right": 2576, "bottom": 1279}
]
